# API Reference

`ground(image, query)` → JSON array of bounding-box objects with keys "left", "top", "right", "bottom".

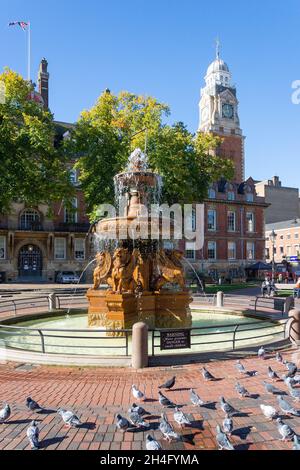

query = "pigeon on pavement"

[
  {"left": 128, "top": 411, "right": 150, "bottom": 428},
  {"left": 236, "top": 360, "right": 247, "bottom": 374},
  {"left": 220, "top": 397, "right": 239, "bottom": 417},
  {"left": 132, "top": 385, "right": 145, "bottom": 401},
  {"left": 216, "top": 425, "right": 235, "bottom": 450},
  {"left": 128, "top": 404, "right": 150, "bottom": 416},
  {"left": 277, "top": 396, "right": 300, "bottom": 417},
  {"left": 0, "top": 404, "right": 11, "bottom": 423},
  {"left": 158, "top": 391, "right": 176, "bottom": 408},
  {"left": 260, "top": 404, "right": 278, "bottom": 420},
  {"left": 159, "top": 413, "right": 181, "bottom": 442},
  {"left": 173, "top": 408, "right": 191, "bottom": 428},
  {"left": 26, "top": 397, "right": 43, "bottom": 413},
  {"left": 116, "top": 414, "right": 130, "bottom": 432},
  {"left": 287, "top": 384, "right": 300, "bottom": 402},
  {"left": 26, "top": 420, "right": 40, "bottom": 450},
  {"left": 293, "top": 435, "right": 300, "bottom": 450},
  {"left": 276, "top": 352, "right": 283, "bottom": 363},
  {"left": 268, "top": 367, "right": 280, "bottom": 381},
  {"left": 57, "top": 409, "right": 82, "bottom": 428},
  {"left": 258, "top": 346, "right": 266, "bottom": 359},
  {"left": 263, "top": 381, "right": 283, "bottom": 395},
  {"left": 146, "top": 434, "right": 162, "bottom": 451},
  {"left": 235, "top": 382, "right": 250, "bottom": 398},
  {"left": 222, "top": 415, "right": 233, "bottom": 435},
  {"left": 190, "top": 389, "right": 205, "bottom": 406},
  {"left": 158, "top": 377, "right": 176, "bottom": 390},
  {"left": 202, "top": 367, "right": 216, "bottom": 381},
  {"left": 276, "top": 418, "right": 295, "bottom": 441}
]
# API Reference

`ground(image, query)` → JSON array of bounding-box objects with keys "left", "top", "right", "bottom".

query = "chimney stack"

[{"left": 38, "top": 58, "right": 49, "bottom": 110}]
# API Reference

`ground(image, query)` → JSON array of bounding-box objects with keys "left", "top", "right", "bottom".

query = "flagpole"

[{"left": 27, "top": 22, "right": 31, "bottom": 81}]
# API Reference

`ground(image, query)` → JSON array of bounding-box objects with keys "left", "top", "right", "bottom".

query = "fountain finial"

[{"left": 126, "top": 148, "right": 149, "bottom": 173}]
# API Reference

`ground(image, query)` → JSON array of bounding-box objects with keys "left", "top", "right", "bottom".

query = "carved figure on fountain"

[
  {"left": 93, "top": 251, "right": 112, "bottom": 290},
  {"left": 154, "top": 249, "right": 186, "bottom": 291}
]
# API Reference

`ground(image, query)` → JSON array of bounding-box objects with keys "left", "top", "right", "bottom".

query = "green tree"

[
  {"left": 0, "top": 69, "right": 74, "bottom": 214},
  {"left": 68, "top": 90, "right": 234, "bottom": 219}
]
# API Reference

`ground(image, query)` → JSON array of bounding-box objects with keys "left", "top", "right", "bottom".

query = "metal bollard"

[
  {"left": 132, "top": 322, "right": 148, "bottom": 369},
  {"left": 216, "top": 291, "right": 224, "bottom": 308},
  {"left": 288, "top": 308, "right": 300, "bottom": 345},
  {"left": 48, "top": 293, "right": 57, "bottom": 312},
  {"left": 284, "top": 296, "right": 295, "bottom": 315}
]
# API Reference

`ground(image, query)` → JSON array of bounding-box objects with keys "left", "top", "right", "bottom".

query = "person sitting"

[{"left": 261, "top": 277, "right": 270, "bottom": 297}]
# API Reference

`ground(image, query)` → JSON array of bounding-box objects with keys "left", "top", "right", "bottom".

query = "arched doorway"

[{"left": 18, "top": 245, "right": 43, "bottom": 278}]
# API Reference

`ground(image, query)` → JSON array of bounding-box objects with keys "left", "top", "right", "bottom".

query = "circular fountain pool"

[{"left": 0, "top": 311, "right": 285, "bottom": 357}]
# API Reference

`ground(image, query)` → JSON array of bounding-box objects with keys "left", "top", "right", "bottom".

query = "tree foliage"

[{"left": 0, "top": 69, "right": 73, "bottom": 214}]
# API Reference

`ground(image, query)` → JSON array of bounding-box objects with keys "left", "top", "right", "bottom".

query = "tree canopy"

[
  {"left": 0, "top": 69, "right": 73, "bottom": 214},
  {"left": 69, "top": 90, "right": 234, "bottom": 220}
]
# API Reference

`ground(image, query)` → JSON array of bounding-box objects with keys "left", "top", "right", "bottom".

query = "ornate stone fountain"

[{"left": 87, "top": 148, "right": 192, "bottom": 334}]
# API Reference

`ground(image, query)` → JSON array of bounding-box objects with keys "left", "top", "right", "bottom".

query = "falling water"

[
  {"left": 66, "top": 257, "right": 97, "bottom": 316},
  {"left": 182, "top": 257, "right": 206, "bottom": 296}
]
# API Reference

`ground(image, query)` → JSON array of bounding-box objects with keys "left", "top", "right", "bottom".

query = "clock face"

[
  {"left": 222, "top": 103, "right": 234, "bottom": 119},
  {"left": 201, "top": 107, "right": 209, "bottom": 122}
]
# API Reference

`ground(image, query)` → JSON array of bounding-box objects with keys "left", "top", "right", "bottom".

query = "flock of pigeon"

[
  {"left": 0, "top": 346, "right": 300, "bottom": 451},
  {"left": 117, "top": 347, "right": 300, "bottom": 451}
]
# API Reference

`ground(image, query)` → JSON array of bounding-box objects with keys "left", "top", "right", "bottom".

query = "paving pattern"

[{"left": 0, "top": 348, "right": 300, "bottom": 451}]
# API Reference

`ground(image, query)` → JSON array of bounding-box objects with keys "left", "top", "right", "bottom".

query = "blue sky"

[{"left": 1, "top": 0, "right": 300, "bottom": 186}]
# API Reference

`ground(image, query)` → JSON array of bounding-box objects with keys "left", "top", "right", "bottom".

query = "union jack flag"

[{"left": 8, "top": 21, "right": 29, "bottom": 31}]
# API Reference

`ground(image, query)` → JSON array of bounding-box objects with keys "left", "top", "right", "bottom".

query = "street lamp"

[{"left": 269, "top": 229, "right": 277, "bottom": 282}]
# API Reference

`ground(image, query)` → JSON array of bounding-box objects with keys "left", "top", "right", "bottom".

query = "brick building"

[
  {"left": 184, "top": 50, "right": 268, "bottom": 280},
  {"left": 0, "top": 59, "right": 93, "bottom": 282},
  {"left": 265, "top": 219, "right": 300, "bottom": 264}
]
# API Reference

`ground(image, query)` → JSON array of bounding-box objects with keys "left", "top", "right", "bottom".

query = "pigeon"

[
  {"left": 260, "top": 404, "right": 278, "bottom": 420},
  {"left": 202, "top": 367, "right": 215, "bottom": 381},
  {"left": 220, "top": 397, "right": 238, "bottom": 417},
  {"left": 222, "top": 415, "right": 233, "bottom": 435},
  {"left": 236, "top": 360, "right": 247, "bottom": 374},
  {"left": 158, "top": 377, "right": 176, "bottom": 390},
  {"left": 158, "top": 391, "right": 176, "bottom": 408},
  {"left": 287, "top": 384, "right": 300, "bottom": 402},
  {"left": 276, "top": 418, "right": 295, "bottom": 441},
  {"left": 132, "top": 385, "right": 145, "bottom": 401},
  {"left": 57, "top": 409, "right": 82, "bottom": 428},
  {"left": 276, "top": 352, "right": 283, "bottom": 363},
  {"left": 146, "top": 434, "right": 162, "bottom": 451},
  {"left": 216, "top": 425, "right": 235, "bottom": 450},
  {"left": 173, "top": 407, "right": 191, "bottom": 428},
  {"left": 235, "top": 382, "right": 250, "bottom": 398},
  {"left": 0, "top": 404, "right": 11, "bottom": 423},
  {"left": 159, "top": 413, "right": 181, "bottom": 442},
  {"left": 190, "top": 389, "right": 205, "bottom": 407},
  {"left": 268, "top": 367, "right": 279, "bottom": 381},
  {"left": 285, "top": 362, "right": 298, "bottom": 377},
  {"left": 128, "top": 403, "right": 150, "bottom": 416},
  {"left": 258, "top": 346, "right": 266, "bottom": 359},
  {"left": 293, "top": 435, "right": 300, "bottom": 450},
  {"left": 263, "top": 381, "right": 283, "bottom": 395},
  {"left": 116, "top": 414, "right": 130, "bottom": 432},
  {"left": 26, "top": 397, "right": 43, "bottom": 412},
  {"left": 277, "top": 396, "right": 300, "bottom": 416},
  {"left": 26, "top": 420, "right": 40, "bottom": 450},
  {"left": 283, "top": 376, "right": 299, "bottom": 388},
  {"left": 128, "top": 411, "right": 150, "bottom": 428}
]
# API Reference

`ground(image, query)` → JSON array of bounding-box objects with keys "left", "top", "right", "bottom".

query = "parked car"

[{"left": 56, "top": 271, "right": 80, "bottom": 284}]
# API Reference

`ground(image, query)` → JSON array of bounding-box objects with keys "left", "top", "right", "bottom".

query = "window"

[
  {"left": 208, "top": 188, "right": 216, "bottom": 199},
  {"left": 265, "top": 248, "right": 270, "bottom": 259},
  {"left": 228, "top": 242, "right": 236, "bottom": 260},
  {"left": 227, "top": 211, "right": 236, "bottom": 232},
  {"left": 227, "top": 191, "right": 235, "bottom": 201},
  {"left": 287, "top": 246, "right": 291, "bottom": 256},
  {"left": 69, "top": 169, "right": 78, "bottom": 185},
  {"left": 0, "top": 236, "right": 6, "bottom": 259},
  {"left": 207, "top": 210, "right": 216, "bottom": 231},
  {"left": 20, "top": 209, "right": 41, "bottom": 230},
  {"left": 207, "top": 241, "right": 217, "bottom": 260},
  {"left": 246, "top": 212, "right": 255, "bottom": 232},
  {"left": 192, "top": 208, "right": 196, "bottom": 232},
  {"left": 74, "top": 239, "right": 85, "bottom": 260},
  {"left": 247, "top": 242, "right": 255, "bottom": 260},
  {"left": 295, "top": 233, "right": 299, "bottom": 239},
  {"left": 287, "top": 234, "right": 291, "bottom": 240},
  {"left": 54, "top": 238, "right": 66, "bottom": 260},
  {"left": 280, "top": 246, "right": 284, "bottom": 254},
  {"left": 64, "top": 198, "right": 78, "bottom": 224},
  {"left": 294, "top": 244, "right": 299, "bottom": 254},
  {"left": 246, "top": 193, "right": 254, "bottom": 202},
  {"left": 185, "top": 242, "right": 196, "bottom": 260}
]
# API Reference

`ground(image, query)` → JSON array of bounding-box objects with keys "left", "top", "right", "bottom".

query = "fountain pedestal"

[
  {"left": 155, "top": 291, "right": 192, "bottom": 329},
  {"left": 86, "top": 289, "right": 108, "bottom": 327}
]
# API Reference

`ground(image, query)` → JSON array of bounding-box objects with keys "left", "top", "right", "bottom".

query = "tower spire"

[{"left": 215, "top": 37, "right": 220, "bottom": 59}]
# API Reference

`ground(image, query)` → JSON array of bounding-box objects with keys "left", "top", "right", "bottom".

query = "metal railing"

[{"left": 252, "top": 296, "right": 285, "bottom": 316}]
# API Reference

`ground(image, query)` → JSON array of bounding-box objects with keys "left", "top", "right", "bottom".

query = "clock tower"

[{"left": 199, "top": 49, "right": 245, "bottom": 182}]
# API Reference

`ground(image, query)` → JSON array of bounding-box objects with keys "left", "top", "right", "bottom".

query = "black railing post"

[
  {"left": 37, "top": 330, "right": 45, "bottom": 353},
  {"left": 125, "top": 331, "right": 129, "bottom": 356},
  {"left": 152, "top": 330, "right": 155, "bottom": 357},
  {"left": 232, "top": 325, "right": 239, "bottom": 350},
  {"left": 12, "top": 300, "right": 17, "bottom": 316}
]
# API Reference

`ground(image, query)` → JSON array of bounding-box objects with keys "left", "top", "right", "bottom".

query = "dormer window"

[
  {"left": 227, "top": 191, "right": 235, "bottom": 201},
  {"left": 246, "top": 193, "right": 254, "bottom": 202},
  {"left": 208, "top": 188, "right": 216, "bottom": 199}
]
